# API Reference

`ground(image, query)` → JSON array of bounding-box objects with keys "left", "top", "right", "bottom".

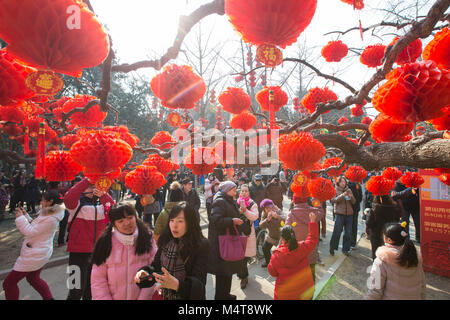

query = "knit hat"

[
  {"left": 219, "top": 181, "right": 237, "bottom": 193},
  {"left": 260, "top": 198, "right": 274, "bottom": 208}
]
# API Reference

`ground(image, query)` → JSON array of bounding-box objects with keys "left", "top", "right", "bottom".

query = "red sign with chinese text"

[
  {"left": 25, "top": 70, "right": 64, "bottom": 96},
  {"left": 419, "top": 169, "right": 450, "bottom": 277}
]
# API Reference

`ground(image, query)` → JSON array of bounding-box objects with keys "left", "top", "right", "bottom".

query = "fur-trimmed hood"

[
  {"left": 39, "top": 204, "right": 65, "bottom": 218},
  {"left": 375, "top": 245, "right": 422, "bottom": 266}
]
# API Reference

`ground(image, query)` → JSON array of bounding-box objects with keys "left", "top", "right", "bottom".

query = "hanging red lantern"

[
  {"left": 255, "top": 44, "right": 283, "bottom": 68},
  {"left": 25, "top": 70, "right": 64, "bottom": 96},
  {"left": 322, "top": 157, "right": 347, "bottom": 177},
  {"left": 44, "top": 150, "right": 82, "bottom": 182},
  {"left": 291, "top": 173, "right": 310, "bottom": 199},
  {"left": 142, "top": 154, "right": 174, "bottom": 176},
  {"left": 366, "top": 176, "right": 395, "bottom": 196},
  {"left": 340, "top": 0, "right": 364, "bottom": 9},
  {"left": 230, "top": 112, "right": 257, "bottom": 131},
  {"left": 125, "top": 165, "right": 167, "bottom": 196},
  {"left": 321, "top": 40, "right": 348, "bottom": 62},
  {"left": 183, "top": 147, "right": 220, "bottom": 175},
  {"left": 361, "top": 117, "right": 372, "bottom": 125},
  {"left": 225, "top": 0, "right": 317, "bottom": 49},
  {"left": 69, "top": 130, "right": 133, "bottom": 185},
  {"left": 150, "top": 64, "right": 206, "bottom": 109},
  {"left": 62, "top": 95, "right": 107, "bottom": 128},
  {"left": 345, "top": 166, "right": 368, "bottom": 183},
  {"left": 400, "top": 172, "right": 425, "bottom": 188},
  {"left": 0, "top": 0, "right": 109, "bottom": 77},
  {"left": 256, "top": 86, "right": 288, "bottom": 113},
  {"left": 0, "top": 104, "right": 27, "bottom": 123},
  {"left": 301, "top": 163, "right": 323, "bottom": 180},
  {"left": 0, "top": 49, "right": 36, "bottom": 105},
  {"left": 301, "top": 87, "right": 338, "bottom": 114},
  {"left": 218, "top": 87, "right": 251, "bottom": 115},
  {"left": 369, "top": 113, "right": 415, "bottom": 142},
  {"left": 151, "top": 131, "right": 176, "bottom": 150},
  {"left": 423, "top": 27, "right": 449, "bottom": 70},
  {"left": 338, "top": 116, "right": 349, "bottom": 125},
  {"left": 373, "top": 61, "right": 450, "bottom": 123},
  {"left": 61, "top": 134, "right": 81, "bottom": 149},
  {"left": 360, "top": 44, "right": 386, "bottom": 68},
  {"left": 351, "top": 105, "right": 365, "bottom": 117},
  {"left": 429, "top": 106, "right": 450, "bottom": 131},
  {"left": 167, "top": 112, "right": 183, "bottom": 128},
  {"left": 278, "top": 132, "right": 326, "bottom": 171},
  {"left": 307, "top": 177, "right": 336, "bottom": 202},
  {"left": 382, "top": 167, "right": 403, "bottom": 181},
  {"left": 1, "top": 123, "right": 23, "bottom": 137},
  {"left": 388, "top": 37, "right": 422, "bottom": 65},
  {"left": 23, "top": 116, "right": 41, "bottom": 137},
  {"left": 104, "top": 126, "right": 139, "bottom": 149}
]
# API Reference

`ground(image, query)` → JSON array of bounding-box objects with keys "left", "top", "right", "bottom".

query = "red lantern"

[
  {"left": 225, "top": 0, "right": 317, "bottom": 48},
  {"left": 360, "top": 44, "right": 386, "bottom": 68},
  {"left": 142, "top": 154, "right": 174, "bottom": 176},
  {"left": 423, "top": 27, "right": 449, "bottom": 70},
  {"left": 23, "top": 116, "right": 41, "bottom": 137},
  {"left": 61, "top": 134, "right": 81, "bottom": 149},
  {"left": 400, "top": 172, "right": 425, "bottom": 188},
  {"left": 150, "top": 64, "right": 206, "bottom": 109},
  {"left": 69, "top": 130, "right": 133, "bottom": 182},
  {"left": 351, "top": 105, "right": 365, "bottom": 117},
  {"left": 0, "top": 0, "right": 110, "bottom": 77},
  {"left": 301, "top": 163, "right": 323, "bottom": 180},
  {"left": 321, "top": 40, "right": 348, "bottom": 62},
  {"left": 338, "top": 116, "right": 349, "bottom": 125},
  {"left": 308, "top": 177, "right": 336, "bottom": 202},
  {"left": 167, "top": 112, "right": 183, "bottom": 128},
  {"left": 104, "top": 126, "right": 139, "bottom": 149},
  {"left": 373, "top": 61, "right": 450, "bottom": 123},
  {"left": 256, "top": 44, "right": 283, "bottom": 68},
  {"left": 151, "top": 131, "right": 176, "bottom": 150},
  {"left": 218, "top": 87, "right": 251, "bottom": 115},
  {"left": 256, "top": 86, "right": 288, "bottom": 113},
  {"left": 340, "top": 0, "right": 364, "bottom": 10},
  {"left": 361, "top": 117, "right": 372, "bottom": 125},
  {"left": 0, "top": 49, "right": 36, "bottom": 105},
  {"left": 366, "top": 176, "right": 395, "bottom": 196},
  {"left": 2, "top": 123, "right": 23, "bottom": 137},
  {"left": 388, "top": 37, "right": 422, "bottom": 65},
  {"left": 278, "top": 132, "right": 326, "bottom": 171},
  {"left": 301, "top": 87, "right": 338, "bottom": 114},
  {"left": 62, "top": 95, "right": 107, "bottom": 128},
  {"left": 125, "top": 165, "right": 167, "bottom": 196},
  {"left": 345, "top": 166, "right": 368, "bottom": 183},
  {"left": 429, "top": 106, "right": 450, "bottom": 131},
  {"left": 369, "top": 114, "right": 414, "bottom": 142},
  {"left": 230, "top": 112, "right": 257, "bottom": 131},
  {"left": 44, "top": 150, "right": 82, "bottom": 182},
  {"left": 291, "top": 182, "right": 311, "bottom": 200},
  {"left": 382, "top": 167, "right": 403, "bottom": 181},
  {"left": 118, "top": 170, "right": 130, "bottom": 184},
  {"left": 0, "top": 104, "right": 27, "bottom": 123},
  {"left": 322, "top": 157, "right": 347, "bottom": 177},
  {"left": 183, "top": 147, "right": 220, "bottom": 175},
  {"left": 25, "top": 70, "right": 64, "bottom": 96}
]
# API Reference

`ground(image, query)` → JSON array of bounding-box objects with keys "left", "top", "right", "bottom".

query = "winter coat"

[
  {"left": 348, "top": 182, "right": 363, "bottom": 214},
  {"left": 138, "top": 238, "right": 210, "bottom": 300},
  {"left": 331, "top": 186, "right": 356, "bottom": 216},
  {"left": 64, "top": 178, "right": 114, "bottom": 253},
  {"left": 236, "top": 199, "right": 258, "bottom": 257},
  {"left": 0, "top": 187, "right": 9, "bottom": 209},
  {"left": 154, "top": 201, "right": 182, "bottom": 237},
  {"left": 259, "top": 205, "right": 285, "bottom": 245},
  {"left": 183, "top": 189, "right": 201, "bottom": 216},
  {"left": 366, "top": 245, "right": 426, "bottom": 300},
  {"left": 265, "top": 181, "right": 288, "bottom": 209},
  {"left": 25, "top": 177, "right": 41, "bottom": 203},
  {"left": 393, "top": 187, "right": 420, "bottom": 215},
  {"left": 207, "top": 191, "right": 245, "bottom": 276},
  {"left": 249, "top": 181, "right": 266, "bottom": 208},
  {"left": 91, "top": 229, "right": 157, "bottom": 300},
  {"left": 13, "top": 204, "right": 65, "bottom": 272},
  {"left": 286, "top": 203, "right": 325, "bottom": 264},
  {"left": 205, "top": 178, "right": 220, "bottom": 200},
  {"left": 268, "top": 221, "right": 319, "bottom": 300},
  {"left": 366, "top": 203, "right": 403, "bottom": 235}
]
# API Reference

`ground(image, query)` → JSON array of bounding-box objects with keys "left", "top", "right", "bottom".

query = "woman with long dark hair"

[
  {"left": 366, "top": 222, "right": 426, "bottom": 300},
  {"left": 135, "top": 202, "right": 209, "bottom": 300},
  {"left": 90, "top": 204, "right": 157, "bottom": 300}
]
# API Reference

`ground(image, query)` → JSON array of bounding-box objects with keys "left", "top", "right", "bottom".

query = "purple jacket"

[{"left": 286, "top": 203, "right": 325, "bottom": 264}]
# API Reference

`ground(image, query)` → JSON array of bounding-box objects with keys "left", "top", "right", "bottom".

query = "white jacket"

[{"left": 13, "top": 204, "right": 65, "bottom": 272}]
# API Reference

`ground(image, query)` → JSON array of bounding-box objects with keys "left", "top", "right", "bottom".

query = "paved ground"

[{"left": 1, "top": 193, "right": 449, "bottom": 300}]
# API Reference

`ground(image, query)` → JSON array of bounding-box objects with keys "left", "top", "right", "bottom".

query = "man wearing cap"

[
  {"left": 249, "top": 174, "right": 266, "bottom": 213},
  {"left": 181, "top": 177, "right": 201, "bottom": 221}
]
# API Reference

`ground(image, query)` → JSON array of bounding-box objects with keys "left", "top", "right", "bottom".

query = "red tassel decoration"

[
  {"left": 269, "top": 89, "right": 275, "bottom": 130},
  {"left": 24, "top": 127, "right": 30, "bottom": 154},
  {"left": 359, "top": 19, "right": 363, "bottom": 41},
  {"left": 35, "top": 122, "right": 46, "bottom": 179}
]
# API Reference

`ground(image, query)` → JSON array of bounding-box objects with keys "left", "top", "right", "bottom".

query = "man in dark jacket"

[
  {"left": 393, "top": 182, "right": 420, "bottom": 242},
  {"left": 249, "top": 174, "right": 266, "bottom": 213},
  {"left": 264, "top": 176, "right": 287, "bottom": 210},
  {"left": 182, "top": 178, "right": 201, "bottom": 221},
  {"left": 348, "top": 181, "right": 363, "bottom": 248}
]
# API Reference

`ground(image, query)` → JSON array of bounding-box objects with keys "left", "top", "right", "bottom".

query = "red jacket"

[
  {"left": 268, "top": 222, "right": 319, "bottom": 300},
  {"left": 64, "top": 178, "right": 114, "bottom": 253}
]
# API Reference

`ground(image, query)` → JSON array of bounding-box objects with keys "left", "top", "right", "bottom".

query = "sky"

[{"left": 89, "top": 0, "right": 436, "bottom": 117}]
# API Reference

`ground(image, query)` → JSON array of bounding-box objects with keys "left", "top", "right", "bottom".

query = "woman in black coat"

[
  {"left": 207, "top": 181, "right": 246, "bottom": 300},
  {"left": 366, "top": 195, "right": 404, "bottom": 260},
  {"left": 135, "top": 202, "right": 209, "bottom": 300},
  {"left": 25, "top": 173, "right": 41, "bottom": 214}
]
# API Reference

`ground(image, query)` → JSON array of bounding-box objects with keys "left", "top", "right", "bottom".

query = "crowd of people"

[{"left": 0, "top": 165, "right": 426, "bottom": 300}]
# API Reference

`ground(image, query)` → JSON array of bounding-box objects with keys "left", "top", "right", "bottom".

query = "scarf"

[
  {"left": 113, "top": 227, "right": 138, "bottom": 246},
  {"left": 160, "top": 238, "right": 187, "bottom": 300},
  {"left": 238, "top": 195, "right": 251, "bottom": 208}
]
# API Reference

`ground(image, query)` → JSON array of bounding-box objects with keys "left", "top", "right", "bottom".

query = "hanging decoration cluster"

[
  {"left": 400, "top": 172, "right": 425, "bottom": 188},
  {"left": 360, "top": 44, "right": 386, "bottom": 68},
  {"left": 230, "top": 112, "right": 257, "bottom": 131},
  {"left": 322, "top": 157, "right": 347, "bottom": 177},
  {"left": 183, "top": 147, "right": 220, "bottom": 175},
  {"left": 61, "top": 95, "right": 107, "bottom": 128},
  {"left": 345, "top": 166, "right": 368, "bottom": 183},
  {"left": 256, "top": 86, "right": 288, "bottom": 112},
  {"left": 366, "top": 176, "right": 395, "bottom": 196},
  {"left": 125, "top": 165, "right": 167, "bottom": 196},
  {"left": 321, "top": 40, "right": 348, "bottom": 62},
  {"left": 151, "top": 131, "right": 176, "bottom": 150},
  {"left": 44, "top": 150, "right": 82, "bottom": 182},
  {"left": 142, "top": 154, "right": 174, "bottom": 176},
  {"left": 382, "top": 167, "right": 403, "bottom": 181},
  {"left": 388, "top": 37, "right": 422, "bottom": 65},
  {"left": 423, "top": 27, "right": 449, "bottom": 70},
  {"left": 218, "top": 87, "right": 251, "bottom": 114},
  {"left": 369, "top": 114, "right": 414, "bottom": 142},
  {"left": 300, "top": 87, "right": 338, "bottom": 114}
]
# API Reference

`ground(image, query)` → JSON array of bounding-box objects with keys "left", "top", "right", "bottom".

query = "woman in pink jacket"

[{"left": 90, "top": 204, "right": 157, "bottom": 300}]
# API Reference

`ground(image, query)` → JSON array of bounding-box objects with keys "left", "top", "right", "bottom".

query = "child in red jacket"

[{"left": 268, "top": 213, "right": 319, "bottom": 300}]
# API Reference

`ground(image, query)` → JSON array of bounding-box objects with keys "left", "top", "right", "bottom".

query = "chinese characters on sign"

[
  {"left": 25, "top": 70, "right": 64, "bottom": 95},
  {"left": 256, "top": 44, "right": 283, "bottom": 68}
]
